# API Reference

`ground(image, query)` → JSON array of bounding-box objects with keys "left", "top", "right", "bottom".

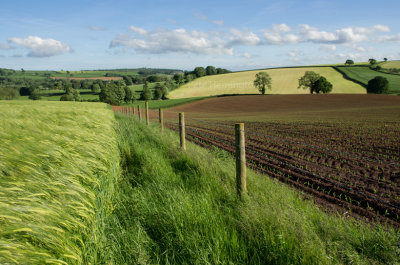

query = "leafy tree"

[
  {"left": 0, "top": 87, "right": 19, "bottom": 100},
  {"left": 253, "top": 72, "right": 272, "bottom": 95},
  {"left": 28, "top": 90, "right": 41, "bottom": 100},
  {"left": 368, "top": 58, "right": 377, "bottom": 65},
  {"left": 193, "top": 67, "right": 206, "bottom": 78},
  {"left": 153, "top": 83, "right": 168, "bottom": 100},
  {"left": 73, "top": 89, "right": 80, "bottom": 101},
  {"left": 60, "top": 93, "right": 75, "bottom": 101},
  {"left": 19, "top": 86, "right": 36, "bottom": 96},
  {"left": 99, "top": 83, "right": 119, "bottom": 105},
  {"left": 298, "top": 71, "right": 321, "bottom": 94},
  {"left": 173, "top": 73, "right": 185, "bottom": 85},
  {"left": 124, "top": 86, "right": 135, "bottom": 103},
  {"left": 91, "top": 83, "right": 101, "bottom": 93},
  {"left": 185, "top": 74, "right": 196, "bottom": 83},
  {"left": 345, "top": 59, "right": 354, "bottom": 66},
  {"left": 384, "top": 58, "right": 388, "bottom": 62},
  {"left": 140, "top": 82, "right": 152, "bottom": 100},
  {"left": 165, "top": 79, "right": 178, "bottom": 91},
  {"left": 367, "top": 76, "right": 389, "bottom": 94},
  {"left": 312, "top": 76, "right": 332, "bottom": 94},
  {"left": 206, "top": 66, "right": 217, "bottom": 75},
  {"left": 123, "top": 75, "right": 133, "bottom": 85}
]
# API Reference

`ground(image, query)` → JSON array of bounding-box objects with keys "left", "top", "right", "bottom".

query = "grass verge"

[{"left": 105, "top": 115, "right": 400, "bottom": 264}]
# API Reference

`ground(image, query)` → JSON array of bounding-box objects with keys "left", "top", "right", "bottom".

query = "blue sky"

[{"left": 1, "top": 0, "right": 399, "bottom": 71}]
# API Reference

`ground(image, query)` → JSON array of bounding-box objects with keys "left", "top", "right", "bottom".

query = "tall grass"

[
  {"left": 104, "top": 115, "right": 399, "bottom": 264},
  {"left": 0, "top": 101, "right": 120, "bottom": 264}
]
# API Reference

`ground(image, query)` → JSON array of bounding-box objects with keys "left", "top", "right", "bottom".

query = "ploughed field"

[{"left": 161, "top": 94, "right": 400, "bottom": 226}]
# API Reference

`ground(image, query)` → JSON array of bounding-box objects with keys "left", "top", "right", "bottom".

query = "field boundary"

[{"left": 332, "top": 66, "right": 368, "bottom": 87}]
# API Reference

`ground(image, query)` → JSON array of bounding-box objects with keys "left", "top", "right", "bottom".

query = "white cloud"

[
  {"left": 344, "top": 43, "right": 374, "bottom": 52},
  {"left": 242, "top": 52, "right": 252, "bottom": 58},
  {"left": 263, "top": 24, "right": 394, "bottom": 45},
  {"left": 319, "top": 44, "right": 337, "bottom": 52},
  {"left": 111, "top": 28, "right": 233, "bottom": 55},
  {"left": 377, "top": 33, "right": 400, "bottom": 42},
  {"left": 288, "top": 49, "right": 304, "bottom": 57},
  {"left": 0, "top": 43, "right": 14, "bottom": 50},
  {"left": 129, "top": 25, "right": 148, "bottom": 35},
  {"left": 213, "top": 20, "right": 225, "bottom": 26},
  {"left": 8, "top": 36, "right": 71, "bottom": 57},
  {"left": 229, "top": 28, "right": 260, "bottom": 46}
]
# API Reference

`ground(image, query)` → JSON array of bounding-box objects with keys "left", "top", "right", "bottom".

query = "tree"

[
  {"left": 185, "top": 74, "right": 196, "bottom": 83},
  {"left": 368, "top": 58, "right": 377, "bottom": 65},
  {"left": 153, "top": 83, "right": 168, "bottom": 100},
  {"left": 253, "top": 72, "right": 272, "bottom": 95},
  {"left": 60, "top": 93, "right": 75, "bottom": 101},
  {"left": 73, "top": 89, "right": 80, "bottom": 101},
  {"left": 91, "top": 83, "right": 101, "bottom": 93},
  {"left": 345, "top": 59, "right": 354, "bottom": 66},
  {"left": 0, "top": 87, "right": 19, "bottom": 100},
  {"left": 367, "top": 76, "right": 389, "bottom": 94},
  {"left": 384, "top": 58, "right": 388, "bottom": 62},
  {"left": 298, "top": 71, "right": 321, "bottom": 94},
  {"left": 28, "top": 90, "right": 41, "bottom": 100},
  {"left": 140, "top": 82, "right": 152, "bottom": 100},
  {"left": 206, "top": 65, "right": 217, "bottom": 75},
  {"left": 193, "top": 67, "right": 206, "bottom": 78},
  {"left": 312, "top": 76, "right": 332, "bottom": 94},
  {"left": 124, "top": 86, "right": 135, "bottom": 103},
  {"left": 173, "top": 73, "right": 185, "bottom": 85}
]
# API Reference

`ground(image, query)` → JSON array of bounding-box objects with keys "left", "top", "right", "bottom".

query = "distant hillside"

[{"left": 168, "top": 67, "right": 365, "bottom": 99}]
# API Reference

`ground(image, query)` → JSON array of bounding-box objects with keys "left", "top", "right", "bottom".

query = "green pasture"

[
  {"left": 336, "top": 66, "right": 400, "bottom": 93},
  {"left": 168, "top": 67, "right": 365, "bottom": 99}
]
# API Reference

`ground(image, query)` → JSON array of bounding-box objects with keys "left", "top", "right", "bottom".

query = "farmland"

[
  {"left": 162, "top": 94, "right": 400, "bottom": 226},
  {"left": 382, "top": 61, "right": 400, "bottom": 69},
  {"left": 168, "top": 67, "right": 365, "bottom": 99},
  {"left": 0, "top": 101, "right": 120, "bottom": 264},
  {"left": 336, "top": 66, "right": 400, "bottom": 93}
]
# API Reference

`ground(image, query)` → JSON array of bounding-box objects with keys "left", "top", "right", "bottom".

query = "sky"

[{"left": 1, "top": 0, "right": 400, "bottom": 71}]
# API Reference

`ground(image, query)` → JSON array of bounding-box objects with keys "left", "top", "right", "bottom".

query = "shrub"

[{"left": 367, "top": 76, "right": 389, "bottom": 94}]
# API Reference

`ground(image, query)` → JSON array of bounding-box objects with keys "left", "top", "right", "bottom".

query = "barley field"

[{"left": 0, "top": 101, "right": 120, "bottom": 264}]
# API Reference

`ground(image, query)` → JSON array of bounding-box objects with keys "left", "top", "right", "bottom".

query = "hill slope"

[{"left": 168, "top": 67, "right": 365, "bottom": 99}]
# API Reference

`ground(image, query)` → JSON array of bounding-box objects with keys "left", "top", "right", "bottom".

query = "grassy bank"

[
  {"left": 0, "top": 101, "right": 120, "bottom": 264},
  {"left": 106, "top": 115, "right": 399, "bottom": 264}
]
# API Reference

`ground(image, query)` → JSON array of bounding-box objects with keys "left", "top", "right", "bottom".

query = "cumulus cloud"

[
  {"left": 8, "top": 36, "right": 71, "bottom": 57},
  {"left": 263, "top": 24, "right": 392, "bottom": 45},
  {"left": 0, "top": 43, "right": 14, "bottom": 50},
  {"left": 110, "top": 28, "right": 233, "bottom": 55},
  {"left": 129, "top": 25, "right": 147, "bottom": 35},
  {"left": 229, "top": 28, "right": 260, "bottom": 46}
]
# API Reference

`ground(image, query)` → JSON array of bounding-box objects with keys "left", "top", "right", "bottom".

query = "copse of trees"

[
  {"left": 367, "top": 76, "right": 389, "bottom": 94},
  {"left": 0, "top": 86, "right": 19, "bottom": 100},
  {"left": 298, "top": 71, "right": 333, "bottom": 94}
]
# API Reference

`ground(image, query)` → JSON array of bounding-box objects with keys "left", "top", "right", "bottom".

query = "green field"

[
  {"left": 168, "top": 67, "right": 365, "bottom": 99},
  {"left": 382, "top": 61, "right": 400, "bottom": 69},
  {"left": 0, "top": 101, "right": 120, "bottom": 264},
  {"left": 336, "top": 66, "right": 400, "bottom": 93}
]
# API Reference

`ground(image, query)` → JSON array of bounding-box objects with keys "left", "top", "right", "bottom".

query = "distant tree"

[
  {"left": 193, "top": 67, "right": 206, "bottom": 78},
  {"left": 384, "top": 58, "right": 388, "bottom": 62},
  {"left": 345, "top": 59, "right": 354, "bottom": 66},
  {"left": 28, "top": 90, "right": 41, "bottom": 100},
  {"left": 298, "top": 71, "right": 321, "bottom": 94},
  {"left": 0, "top": 87, "right": 19, "bottom": 100},
  {"left": 124, "top": 86, "right": 135, "bottom": 103},
  {"left": 165, "top": 79, "right": 178, "bottom": 91},
  {"left": 253, "top": 72, "right": 272, "bottom": 95},
  {"left": 140, "top": 82, "right": 152, "bottom": 100},
  {"left": 91, "top": 83, "right": 101, "bottom": 93},
  {"left": 73, "top": 89, "right": 80, "bottom": 101},
  {"left": 21, "top": 68, "right": 25, "bottom": 74},
  {"left": 312, "top": 76, "right": 332, "bottom": 94},
  {"left": 206, "top": 66, "right": 217, "bottom": 75},
  {"left": 19, "top": 86, "right": 36, "bottom": 96},
  {"left": 367, "top": 76, "right": 389, "bottom": 94},
  {"left": 123, "top": 75, "right": 133, "bottom": 85},
  {"left": 60, "top": 93, "right": 75, "bottom": 101},
  {"left": 368, "top": 58, "right": 377, "bottom": 65},
  {"left": 99, "top": 83, "right": 121, "bottom": 105},
  {"left": 185, "top": 74, "right": 196, "bottom": 83},
  {"left": 173, "top": 73, "right": 185, "bottom": 85},
  {"left": 72, "top": 81, "right": 81, "bottom": 90},
  {"left": 153, "top": 83, "right": 168, "bottom": 100}
]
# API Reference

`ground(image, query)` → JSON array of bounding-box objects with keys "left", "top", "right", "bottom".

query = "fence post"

[
  {"left": 145, "top": 101, "right": 149, "bottom": 126},
  {"left": 138, "top": 105, "right": 141, "bottom": 121},
  {"left": 179, "top": 112, "right": 186, "bottom": 150},
  {"left": 235, "top": 123, "right": 247, "bottom": 197},
  {"left": 132, "top": 106, "right": 135, "bottom": 115},
  {"left": 159, "top": 108, "right": 164, "bottom": 132}
]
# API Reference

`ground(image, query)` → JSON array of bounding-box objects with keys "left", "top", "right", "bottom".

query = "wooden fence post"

[
  {"left": 179, "top": 112, "right": 186, "bottom": 150},
  {"left": 159, "top": 108, "right": 164, "bottom": 132},
  {"left": 145, "top": 101, "right": 149, "bottom": 126},
  {"left": 235, "top": 123, "right": 247, "bottom": 197},
  {"left": 132, "top": 106, "right": 135, "bottom": 115},
  {"left": 138, "top": 105, "right": 141, "bottom": 121}
]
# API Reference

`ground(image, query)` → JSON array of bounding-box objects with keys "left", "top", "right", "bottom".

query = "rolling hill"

[{"left": 168, "top": 67, "right": 366, "bottom": 99}]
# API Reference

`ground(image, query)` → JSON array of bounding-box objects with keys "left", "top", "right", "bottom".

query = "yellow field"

[
  {"left": 168, "top": 67, "right": 365, "bottom": 99},
  {"left": 382, "top": 61, "right": 400, "bottom": 69}
]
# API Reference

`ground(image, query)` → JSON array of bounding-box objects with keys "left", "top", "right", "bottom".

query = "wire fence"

[{"left": 113, "top": 105, "right": 400, "bottom": 226}]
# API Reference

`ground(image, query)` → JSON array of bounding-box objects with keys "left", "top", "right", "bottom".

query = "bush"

[
  {"left": 60, "top": 93, "right": 75, "bottom": 101},
  {"left": 0, "top": 87, "right": 19, "bottom": 100},
  {"left": 367, "top": 76, "right": 389, "bottom": 94}
]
